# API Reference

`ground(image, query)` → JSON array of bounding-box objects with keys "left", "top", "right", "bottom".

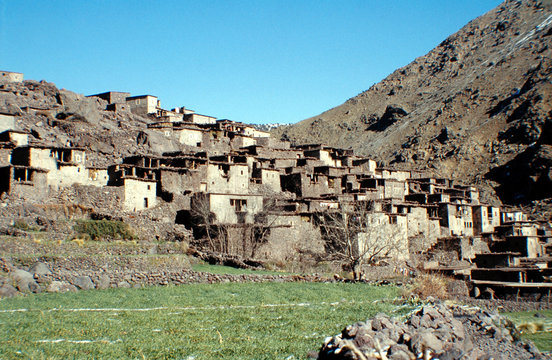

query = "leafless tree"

[
  {"left": 316, "top": 201, "right": 405, "bottom": 280},
  {"left": 190, "top": 193, "right": 219, "bottom": 251},
  {"left": 190, "top": 194, "right": 279, "bottom": 258}
]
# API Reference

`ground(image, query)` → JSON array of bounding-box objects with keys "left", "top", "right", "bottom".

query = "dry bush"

[{"left": 403, "top": 273, "right": 449, "bottom": 300}]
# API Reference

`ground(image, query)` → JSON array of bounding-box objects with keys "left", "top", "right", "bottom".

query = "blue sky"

[{"left": 0, "top": 1, "right": 501, "bottom": 124}]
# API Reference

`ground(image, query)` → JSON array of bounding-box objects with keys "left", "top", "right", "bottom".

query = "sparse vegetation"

[
  {"left": 403, "top": 273, "right": 449, "bottom": 300},
  {"left": 73, "top": 219, "right": 136, "bottom": 241},
  {"left": 12, "top": 219, "right": 41, "bottom": 232}
]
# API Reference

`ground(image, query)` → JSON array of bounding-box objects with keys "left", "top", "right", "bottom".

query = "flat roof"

[{"left": 126, "top": 95, "right": 157, "bottom": 100}]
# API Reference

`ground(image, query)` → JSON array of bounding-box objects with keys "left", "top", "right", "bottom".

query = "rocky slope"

[
  {"left": 277, "top": 0, "right": 552, "bottom": 218},
  {"left": 0, "top": 81, "right": 182, "bottom": 167}
]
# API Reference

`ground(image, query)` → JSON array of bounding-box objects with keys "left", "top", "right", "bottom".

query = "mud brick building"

[{"left": 2, "top": 86, "right": 550, "bottom": 295}]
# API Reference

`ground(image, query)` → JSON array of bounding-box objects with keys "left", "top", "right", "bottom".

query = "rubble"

[{"left": 317, "top": 302, "right": 550, "bottom": 360}]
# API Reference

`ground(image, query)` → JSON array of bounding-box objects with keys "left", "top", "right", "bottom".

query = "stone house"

[
  {"left": 183, "top": 113, "right": 216, "bottom": 124},
  {"left": 438, "top": 202, "right": 474, "bottom": 237},
  {"left": 192, "top": 192, "right": 264, "bottom": 224},
  {"left": 350, "top": 158, "right": 377, "bottom": 176},
  {"left": 230, "top": 133, "right": 256, "bottom": 150},
  {"left": 87, "top": 91, "right": 130, "bottom": 107},
  {"left": 501, "top": 210, "right": 528, "bottom": 224},
  {"left": 251, "top": 167, "right": 281, "bottom": 193},
  {"left": 156, "top": 109, "right": 184, "bottom": 122},
  {"left": 254, "top": 137, "right": 291, "bottom": 149},
  {"left": 254, "top": 212, "right": 325, "bottom": 263},
  {"left": 300, "top": 145, "right": 342, "bottom": 167},
  {"left": 358, "top": 211, "right": 409, "bottom": 261},
  {"left": 472, "top": 205, "right": 501, "bottom": 235},
  {"left": 10, "top": 146, "right": 89, "bottom": 190},
  {"left": 376, "top": 168, "right": 411, "bottom": 182},
  {"left": 87, "top": 167, "right": 109, "bottom": 187},
  {"left": 123, "top": 177, "right": 157, "bottom": 211},
  {"left": 0, "top": 143, "right": 13, "bottom": 166},
  {"left": 126, "top": 95, "right": 160, "bottom": 115},
  {"left": 206, "top": 162, "right": 249, "bottom": 194},
  {"left": 159, "top": 167, "right": 207, "bottom": 198},
  {"left": 173, "top": 125, "right": 206, "bottom": 147},
  {"left": 281, "top": 171, "right": 334, "bottom": 198},
  {"left": 0, "top": 165, "right": 48, "bottom": 197}
]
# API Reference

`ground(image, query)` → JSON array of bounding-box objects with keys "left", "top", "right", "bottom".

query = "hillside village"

[{"left": 1, "top": 70, "right": 551, "bottom": 298}]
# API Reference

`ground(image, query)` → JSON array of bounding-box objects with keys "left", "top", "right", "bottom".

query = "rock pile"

[{"left": 317, "top": 302, "right": 549, "bottom": 360}]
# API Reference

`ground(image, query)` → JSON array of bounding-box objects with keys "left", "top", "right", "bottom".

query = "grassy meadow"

[
  {"left": 503, "top": 309, "right": 552, "bottom": 352},
  {"left": 0, "top": 282, "right": 408, "bottom": 359}
]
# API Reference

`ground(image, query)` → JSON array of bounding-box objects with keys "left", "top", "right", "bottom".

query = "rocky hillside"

[
  {"left": 0, "top": 81, "right": 182, "bottom": 167},
  {"left": 277, "top": 0, "right": 552, "bottom": 218}
]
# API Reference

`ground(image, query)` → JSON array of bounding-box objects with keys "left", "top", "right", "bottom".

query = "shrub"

[
  {"left": 73, "top": 219, "right": 136, "bottom": 241},
  {"left": 403, "top": 273, "right": 448, "bottom": 300},
  {"left": 12, "top": 219, "right": 30, "bottom": 231}
]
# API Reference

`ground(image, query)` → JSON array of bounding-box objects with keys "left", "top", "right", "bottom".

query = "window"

[
  {"left": 230, "top": 199, "right": 247, "bottom": 211},
  {"left": 147, "top": 185, "right": 151, "bottom": 190},
  {"left": 389, "top": 216, "right": 398, "bottom": 224},
  {"left": 144, "top": 198, "right": 149, "bottom": 208}
]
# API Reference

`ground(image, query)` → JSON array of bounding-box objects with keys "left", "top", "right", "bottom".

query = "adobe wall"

[
  {"left": 123, "top": 178, "right": 157, "bottom": 211},
  {"left": 87, "top": 168, "right": 109, "bottom": 187},
  {"left": 176, "top": 128, "right": 204, "bottom": 147},
  {"left": 359, "top": 212, "right": 409, "bottom": 261},
  {"left": 47, "top": 164, "right": 88, "bottom": 190},
  {"left": 256, "top": 214, "right": 325, "bottom": 263},
  {"left": 206, "top": 164, "right": 249, "bottom": 194},
  {"left": 260, "top": 169, "right": 281, "bottom": 192},
  {"left": 208, "top": 194, "right": 263, "bottom": 224},
  {"left": 0, "top": 148, "right": 11, "bottom": 166},
  {"left": 0, "top": 114, "right": 15, "bottom": 133}
]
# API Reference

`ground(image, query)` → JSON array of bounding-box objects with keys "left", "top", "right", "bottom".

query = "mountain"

[{"left": 276, "top": 0, "right": 552, "bottom": 219}]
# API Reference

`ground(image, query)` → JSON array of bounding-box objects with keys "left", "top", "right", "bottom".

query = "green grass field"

[
  {"left": 503, "top": 309, "right": 552, "bottom": 352},
  {"left": 0, "top": 282, "right": 407, "bottom": 359},
  {"left": 191, "top": 263, "right": 290, "bottom": 276}
]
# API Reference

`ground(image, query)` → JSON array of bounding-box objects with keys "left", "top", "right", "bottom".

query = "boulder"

[
  {"left": 117, "top": 281, "right": 131, "bottom": 288},
  {"left": 11, "top": 269, "right": 40, "bottom": 293},
  {"left": 29, "top": 262, "right": 52, "bottom": 276},
  {"left": 0, "top": 283, "right": 18, "bottom": 298},
  {"left": 94, "top": 274, "right": 111, "bottom": 290},
  {"left": 47, "top": 281, "right": 77, "bottom": 293},
  {"left": 72, "top": 275, "right": 95, "bottom": 290}
]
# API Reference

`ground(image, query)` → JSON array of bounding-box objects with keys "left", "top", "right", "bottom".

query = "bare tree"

[
  {"left": 190, "top": 194, "right": 280, "bottom": 258},
  {"left": 190, "top": 193, "right": 219, "bottom": 251},
  {"left": 316, "top": 201, "right": 405, "bottom": 280}
]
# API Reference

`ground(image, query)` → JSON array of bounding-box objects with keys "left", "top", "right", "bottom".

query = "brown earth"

[{"left": 276, "top": 0, "right": 552, "bottom": 220}]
